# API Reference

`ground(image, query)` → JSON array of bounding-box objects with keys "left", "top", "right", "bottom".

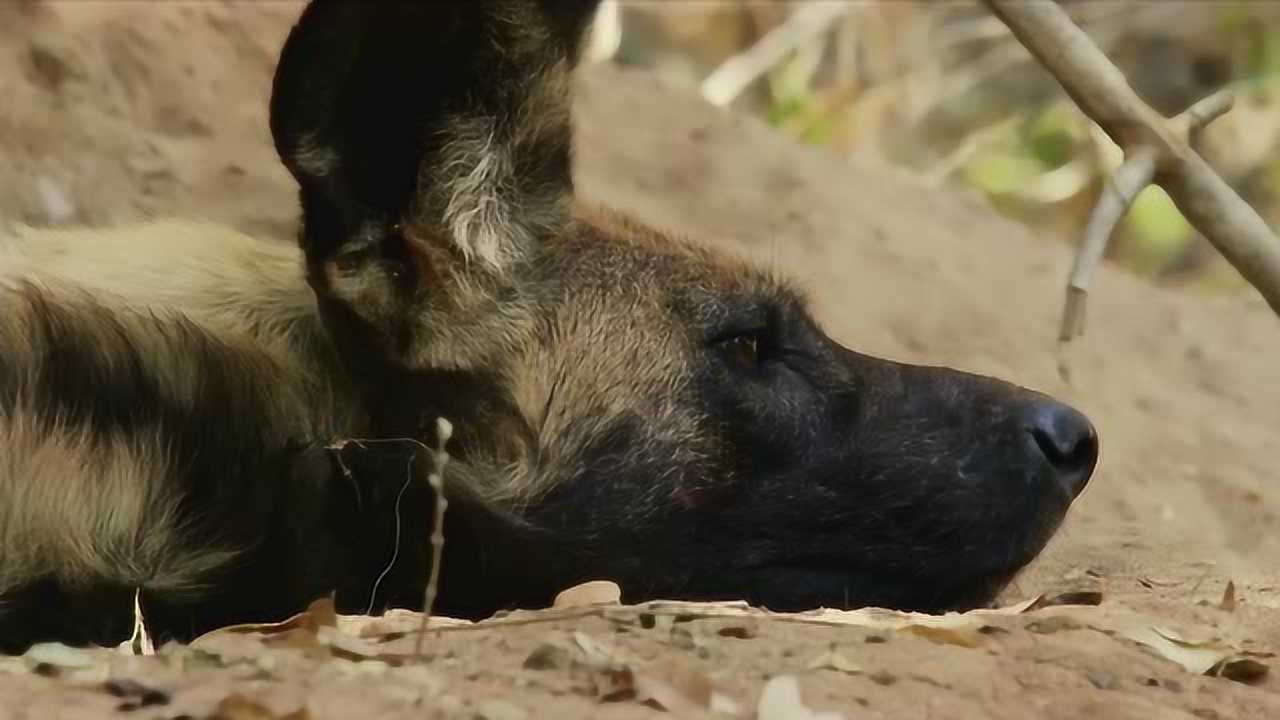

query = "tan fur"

[
  {"left": 0, "top": 404, "right": 237, "bottom": 594},
  {"left": 0, "top": 221, "right": 358, "bottom": 427},
  {"left": 0, "top": 221, "right": 371, "bottom": 595},
  {"left": 0, "top": 221, "right": 317, "bottom": 350}
]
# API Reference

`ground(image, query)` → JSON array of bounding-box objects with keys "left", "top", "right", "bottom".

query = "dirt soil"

[{"left": 2, "top": 2, "right": 1279, "bottom": 719}]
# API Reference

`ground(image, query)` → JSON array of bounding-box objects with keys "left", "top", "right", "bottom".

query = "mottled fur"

[{"left": 0, "top": 0, "right": 1098, "bottom": 652}]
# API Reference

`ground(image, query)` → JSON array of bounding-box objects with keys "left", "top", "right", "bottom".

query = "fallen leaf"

[
  {"left": 1220, "top": 581, "right": 1237, "bottom": 612},
  {"left": 1139, "top": 576, "right": 1183, "bottom": 589},
  {"left": 1124, "top": 626, "right": 1230, "bottom": 674},
  {"left": 316, "top": 626, "right": 413, "bottom": 665},
  {"left": 1210, "top": 657, "right": 1269, "bottom": 685},
  {"left": 1121, "top": 626, "right": 1270, "bottom": 682},
  {"left": 336, "top": 608, "right": 470, "bottom": 639},
  {"left": 903, "top": 624, "right": 987, "bottom": 648},
  {"left": 806, "top": 648, "right": 863, "bottom": 675},
  {"left": 193, "top": 596, "right": 336, "bottom": 646},
  {"left": 1025, "top": 616, "right": 1084, "bottom": 635},
  {"left": 22, "top": 643, "right": 94, "bottom": 671},
  {"left": 1029, "top": 591, "right": 1104, "bottom": 609},
  {"left": 757, "top": 675, "right": 845, "bottom": 720},
  {"left": 211, "top": 693, "right": 310, "bottom": 720},
  {"left": 553, "top": 580, "right": 622, "bottom": 609}
]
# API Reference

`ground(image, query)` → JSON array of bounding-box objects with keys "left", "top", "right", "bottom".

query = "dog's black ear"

[{"left": 269, "top": 0, "right": 601, "bottom": 365}]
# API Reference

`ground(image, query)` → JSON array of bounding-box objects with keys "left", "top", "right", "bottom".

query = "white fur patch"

[{"left": 440, "top": 123, "right": 529, "bottom": 272}]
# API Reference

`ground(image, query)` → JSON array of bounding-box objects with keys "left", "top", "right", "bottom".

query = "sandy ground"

[{"left": 2, "top": 2, "right": 1279, "bottom": 718}]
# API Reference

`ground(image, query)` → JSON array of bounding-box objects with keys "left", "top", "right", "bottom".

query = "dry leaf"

[
  {"left": 789, "top": 594, "right": 1042, "bottom": 632},
  {"left": 211, "top": 693, "right": 310, "bottom": 720},
  {"left": 193, "top": 597, "right": 336, "bottom": 646},
  {"left": 1123, "top": 626, "right": 1231, "bottom": 674},
  {"left": 757, "top": 675, "right": 845, "bottom": 720},
  {"left": 316, "top": 626, "right": 412, "bottom": 665},
  {"left": 1029, "top": 591, "right": 1104, "bottom": 609},
  {"left": 806, "top": 648, "right": 863, "bottom": 675},
  {"left": 1211, "top": 657, "right": 1269, "bottom": 684},
  {"left": 1025, "top": 615, "right": 1084, "bottom": 635},
  {"left": 1121, "top": 626, "right": 1271, "bottom": 682},
  {"left": 903, "top": 624, "right": 987, "bottom": 648},
  {"left": 1220, "top": 581, "right": 1237, "bottom": 612},
  {"left": 336, "top": 609, "right": 469, "bottom": 639},
  {"left": 22, "top": 642, "right": 94, "bottom": 671},
  {"left": 553, "top": 580, "right": 622, "bottom": 609}
]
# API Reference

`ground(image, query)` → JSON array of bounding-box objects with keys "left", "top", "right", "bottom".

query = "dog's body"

[{"left": 0, "top": 0, "right": 1099, "bottom": 653}]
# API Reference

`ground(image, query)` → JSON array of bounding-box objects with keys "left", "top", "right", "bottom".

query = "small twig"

[
  {"left": 700, "top": 1, "right": 853, "bottom": 107},
  {"left": 1061, "top": 147, "right": 1157, "bottom": 341},
  {"left": 982, "top": 0, "right": 1280, "bottom": 340},
  {"left": 415, "top": 416, "right": 453, "bottom": 658},
  {"left": 1176, "top": 89, "right": 1235, "bottom": 150}
]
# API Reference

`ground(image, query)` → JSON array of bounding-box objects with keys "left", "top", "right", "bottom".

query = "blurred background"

[{"left": 589, "top": 0, "right": 1280, "bottom": 296}]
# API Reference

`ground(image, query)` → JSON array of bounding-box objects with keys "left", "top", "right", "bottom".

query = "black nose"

[{"left": 1024, "top": 400, "right": 1098, "bottom": 497}]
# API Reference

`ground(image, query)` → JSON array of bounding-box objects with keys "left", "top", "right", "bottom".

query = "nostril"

[
  {"left": 1025, "top": 401, "right": 1099, "bottom": 496},
  {"left": 1031, "top": 425, "right": 1097, "bottom": 471}
]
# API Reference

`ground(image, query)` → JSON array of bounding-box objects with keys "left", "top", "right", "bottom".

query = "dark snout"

[
  {"left": 1021, "top": 396, "right": 1098, "bottom": 499},
  {"left": 880, "top": 359, "right": 1100, "bottom": 504},
  {"left": 825, "top": 356, "right": 1103, "bottom": 607}
]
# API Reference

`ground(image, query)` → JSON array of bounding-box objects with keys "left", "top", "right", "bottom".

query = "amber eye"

[{"left": 721, "top": 332, "right": 761, "bottom": 368}]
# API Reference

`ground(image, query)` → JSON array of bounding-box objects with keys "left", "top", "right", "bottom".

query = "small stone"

[{"left": 1086, "top": 671, "right": 1116, "bottom": 690}]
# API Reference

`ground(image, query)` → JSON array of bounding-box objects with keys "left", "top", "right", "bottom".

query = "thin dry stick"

[
  {"left": 981, "top": 0, "right": 1280, "bottom": 338},
  {"left": 415, "top": 416, "right": 454, "bottom": 658},
  {"left": 700, "top": 0, "right": 853, "bottom": 107},
  {"left": 1061, "top": 147, "right": 1156, "bottom": 340}
]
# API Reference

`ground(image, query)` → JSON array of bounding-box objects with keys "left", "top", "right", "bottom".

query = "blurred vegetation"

[{"left": 605, "top": 0, "right": 1280, "bottom": 295}]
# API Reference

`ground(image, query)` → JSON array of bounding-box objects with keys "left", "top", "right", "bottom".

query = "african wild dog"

[{"left": 0, "top": 0, "right": 1099, "bottom": 653}]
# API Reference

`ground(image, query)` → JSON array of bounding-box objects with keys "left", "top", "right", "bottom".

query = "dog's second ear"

[{"left": 269, "top": 0, "right": 601, "bottom": 367}]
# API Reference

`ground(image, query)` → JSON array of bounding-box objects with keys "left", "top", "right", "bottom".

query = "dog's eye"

[{"left": 720, "top": 332, "right": 762, "bottom": 368}]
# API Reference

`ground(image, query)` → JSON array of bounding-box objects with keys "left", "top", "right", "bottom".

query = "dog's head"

[{"left": 271, "top": 0, "right": 1098, "bottom": 616}]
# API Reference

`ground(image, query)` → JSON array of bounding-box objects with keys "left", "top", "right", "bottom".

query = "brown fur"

[{"left": 0, "top": 0, "right": 1098, "bottom": 650}]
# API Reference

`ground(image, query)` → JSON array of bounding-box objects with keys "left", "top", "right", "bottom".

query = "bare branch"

[
  {"left": 415, "top": 416, "right": 454, "bottom": 659},
  {"left": 1062, "top": 147, "right": 1157, "bottom": 341},
  {"left": 982, "top": 0, "right": 1280, "bottom": 334},
  {"left": 1176, "top": 89, "right": 1235, "bottom": 148},
  {"left": 700, "top": 1, "right": 853, "bottom": 107}
]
